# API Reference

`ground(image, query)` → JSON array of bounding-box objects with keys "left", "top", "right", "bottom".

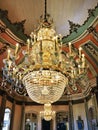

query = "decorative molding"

[
  {"left": 0, "top": 9, "right": 28, "bottom": 41},
  {"left": 62, "top": 3, "right": 98, "bottom": 43},
  {"left": 87, "top": 26, "right": 98, "bottom": 40},
  {"left": 68, "top": 20, "right": 80, "bottom": 33},
  {"left": 88, "top": 9, "right": 95, "bottom": 17},
  {"left": 83, "top": 41, "right": 98, "bottom": 66},
  {"left": 87, "top": 26, "right": 96, "bottom": 33},
  {"left": 0, "top": 9, "right": 8, "bottom": 19},
  {"left": 84, "top": 43, "right": 98, "bottom": 57},
  {"left": 13, "top": 19, "right": 26, "bottom": 33}
]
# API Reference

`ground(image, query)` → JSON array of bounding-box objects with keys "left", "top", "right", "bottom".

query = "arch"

[
  {"left": 41, "top": 119, "right": 52, "bottom": 130},
  {"left": 2, "top": 107, "right": 11, "bottom": 130},
  {"left": 25, "top": 111, "right": 38, "bottom": 130}
]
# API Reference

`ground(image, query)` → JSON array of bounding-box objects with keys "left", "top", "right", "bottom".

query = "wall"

[
  {"left": 13, "top": 104, "right": 22, "bottom": 130},
  {"left": 73, "top": 103, "right": 88, "bottom": 130},
  {"left": 6, "top": 100, "right": 12, "bottom": 109},
  {"left": 88, "top": 98, "right": 93, "bottom": 108}
]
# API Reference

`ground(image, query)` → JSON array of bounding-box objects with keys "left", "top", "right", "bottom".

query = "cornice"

[
  {"left": 62, "top": 3, "right": 98, "bottom": 43},
  {"left": 0, "top": 9, "right": 28, "bottom": 41}
]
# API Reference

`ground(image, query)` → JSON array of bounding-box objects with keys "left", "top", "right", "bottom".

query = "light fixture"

[
  {"left": 2, "top": 0, "right": 88, "bottom": 104},
  {"left": 40, "top": 103, "right": 55, "bottom": 121}
]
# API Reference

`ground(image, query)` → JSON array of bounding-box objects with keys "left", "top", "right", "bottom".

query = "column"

[
  {"left": 53, "top": 116, "right": 56, "bottom": 130},
  {"left": 20, "top": 102, "right": 25, "bottom": 130},
  {"left": 69, "top": 101, "right": 74, "bottom": 130},
  {"left": 38, "top": 114, "right": 42, "bottom": 130},
  {"left": 0, "top": 94, "right": 6, "bottom": 129},
  {"left": 92, "top": 94, "right": 98, "bottom": 127},
  {"left": 84, "top": 98, "right": 90, "bottom": 130},
  {"left": 9, "top": 100, "right": 16, "bottom": 130}
]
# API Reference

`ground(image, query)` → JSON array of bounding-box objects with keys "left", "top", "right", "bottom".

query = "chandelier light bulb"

[
  {"left": 7, "top": 49, "right": 11, "bottom": 60},
  {"left": 79, "top": 47, "right": 82, "bottom": 57},
  {"left": 69, "top": 42, "right": 72, "bottom": 54},
  {"left": 15, "top": 43, "right": 19, "bottom": 55}
]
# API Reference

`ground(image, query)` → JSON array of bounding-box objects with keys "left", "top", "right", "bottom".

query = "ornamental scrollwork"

[{"left": 68, "top": 20, "right": 80, "bottom": 34}]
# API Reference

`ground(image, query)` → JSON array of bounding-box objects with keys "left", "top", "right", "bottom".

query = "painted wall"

[
  {"left": 13, "top": 104, "right": 22, "bottom": 130},
  {"left": 88, "top": 98, "right": 93, "bottom": 108},
  {"left": 6, "top": 100, "right": 12, "bottom": 109},
  {"left": 73, "top": 103, "right": 88, "bottom": 130}
]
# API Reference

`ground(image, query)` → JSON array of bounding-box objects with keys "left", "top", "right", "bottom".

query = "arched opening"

[
  {"left": 2, "top": 108, "right": 11, "bottom": 130},
  {"left": 25, "top": 113, "right": 37, "bottom": 130},
  {"left": 42, "top": 119, "right": 52, "bottom": 130}
]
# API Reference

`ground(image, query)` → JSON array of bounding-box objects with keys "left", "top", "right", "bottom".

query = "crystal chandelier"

[
  {"left": 40, "top": 103, "right": 55, "bottom": 121},
  {"left": 2, "top": 0, "right": 88, "bottom": 104}
]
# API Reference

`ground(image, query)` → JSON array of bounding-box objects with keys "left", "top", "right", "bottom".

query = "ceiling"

[
  {"left": 0, "top": 0, "right": 98, "bottom": 36},
  {"left": 0, "top": 0, "right": 98, "bottom": 104}
]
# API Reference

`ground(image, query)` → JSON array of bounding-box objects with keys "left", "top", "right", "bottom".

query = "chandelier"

[
  {"left": 40, "top": 103, "right": 55, "bottom": 121},
  {"left": 2, "top": 0, "right": 88, "bottom": 104}
]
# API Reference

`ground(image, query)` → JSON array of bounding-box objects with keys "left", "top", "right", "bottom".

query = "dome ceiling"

[
  {"left": 0, "top": 0, "right": 98, "bottom": 36},
  {"left": 0, "top": 0, "right": 98, "bottom": 104}
]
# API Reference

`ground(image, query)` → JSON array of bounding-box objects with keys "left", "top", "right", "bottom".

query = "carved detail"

[
  {"left": 87, "top": 26, "right": 98, "bottom": 39},
  {"left": 13, "top": 19, "right": 26, "bottom": 33},
  {"left": 84, "top": 43, "right": 98, "bottom": 57},
  {"left": 68, "top": 20, "right": 80, "bottom": 33},
  {"left": 87, "top": 26, "right": 96, "bottom": 33},
  {"left": 88, "top": 9, "right": 95, "bottom": 17},
  {"left": 62, "top": 3, "right": 98, "bottom": 40},
  {"left": 0, "top": 9, "right": 28, "bottom": 39},
  {"left": 0, "top": 9, "right": 8, "bottom": 18}
]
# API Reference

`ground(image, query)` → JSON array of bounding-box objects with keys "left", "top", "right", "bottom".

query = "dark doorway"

[
  {"left": 57, "top": 122, "right": 67, "bottom": 130},
  {"left": 42, "top": 119, "right": 51, "bottom": 130}
]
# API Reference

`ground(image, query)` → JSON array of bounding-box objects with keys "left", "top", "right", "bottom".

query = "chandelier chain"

[{"left": 44, "top": 0, "right": 47, "bottom": 20}]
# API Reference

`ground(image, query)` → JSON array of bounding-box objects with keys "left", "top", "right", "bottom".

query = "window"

[
  {"left": 25, "top": 113, "right": 37, "bottom": 130},
  {"left": 3, "top": 108, "right": 11, "bottom": 130}
]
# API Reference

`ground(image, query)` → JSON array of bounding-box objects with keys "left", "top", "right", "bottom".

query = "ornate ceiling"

[
  {"left": 0, "top": 0, "right": 98, "bottom": 104},
  {"left": 0, "top": 0, "right": 98, "bottom": 36}
]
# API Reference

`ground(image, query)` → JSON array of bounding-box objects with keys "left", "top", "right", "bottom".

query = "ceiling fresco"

[{"left": 0, "top": 0, "right": 98, "bottom": 36}]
